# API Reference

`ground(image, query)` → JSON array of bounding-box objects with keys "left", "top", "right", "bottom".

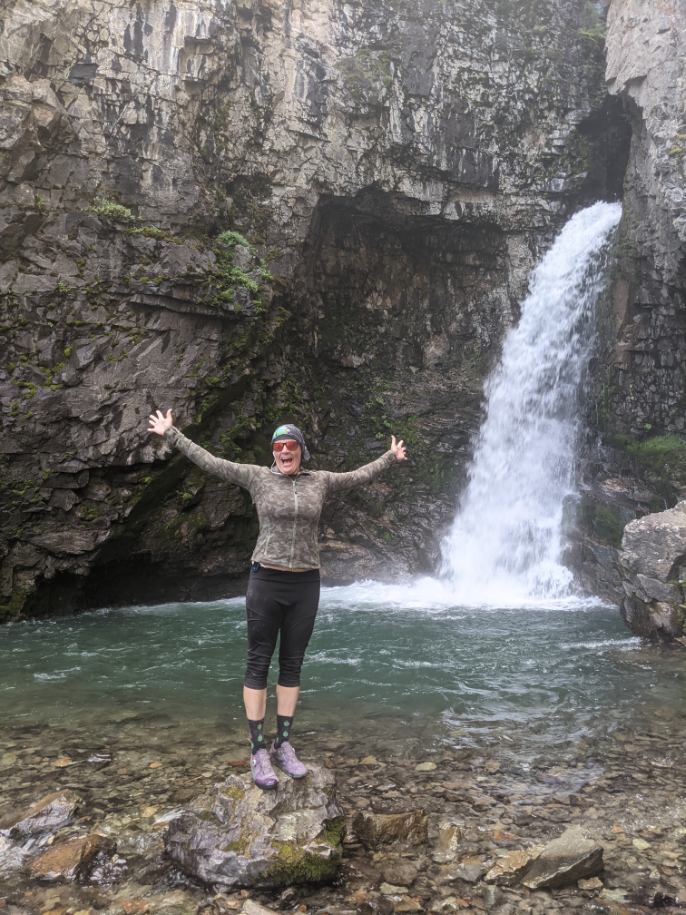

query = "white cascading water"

[
  {"left": 322, "top": 202, "right": 621, "bottom": 612},
  {"left": 439, "top": 201, "right": 622, "bottom": 605}
]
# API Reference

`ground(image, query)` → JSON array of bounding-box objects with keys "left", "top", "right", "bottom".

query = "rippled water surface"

[{"left": 1, "top": 584, "right": 683, "bottom": 758}]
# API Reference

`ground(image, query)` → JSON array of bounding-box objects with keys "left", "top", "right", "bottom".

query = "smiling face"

[{"left": 273, "top": 439, "right": 302, "bottom": 475}]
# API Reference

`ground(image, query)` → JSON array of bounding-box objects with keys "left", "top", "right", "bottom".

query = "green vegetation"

[
  {"left": 578, "top": 24, "right": 606, "bottom": 44},
  {"left": 267, "top": 836, "right": 341, "bottom": 885},
  {"left": 207, "top": 228, "right": 272, "bottom": 313},
  {"left": 221, "top": 836, "right": 250, "bottom": 855},
  {"left": 320, "top": 817, "right": 345, "bottom": 848},
  {"left": 89, "top": 198, "right": 137, "bottom": 223},
  {"left": 579, "top": 0, "right": 607, "bottom": 44},
  {"left": 216, "top": 414, "right": 260, "bottom": 462},
  {"left": 578, "top": 496, "right": 626, "bottom": 547},
  {"left": 16, "top": 381, "right": 38, "bottom": 398},
  {"left": 606, "top": 433, "right": 686, "bottom": 504},
  {"left": 0, "top": 473, "right": 46, "bottom": 524},
  {"left": 34, "top": 194, "right": 48, "bottom": 215},
  {"left": 0, "top": 590, "right": 30, "bottom": 622},
  {"left": 627, "top": 434, "right": 686, "bottom": 479},
  {"left": 77, "top": 502, "right": 106, "bottom": 522},
  {"left": 127, "top": 225, "right": 175, "bottom": 241},
  {"left": 216, "top": 229, "right": 251, "bottom": 249},
  {"left": 221, "top": 783, "right": 246, "bottom": 801},
  {"left": 363, "top": 388, "right": 423, "bottom": 455}
]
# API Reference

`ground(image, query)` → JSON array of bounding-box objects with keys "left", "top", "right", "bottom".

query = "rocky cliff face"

[
  {"left": 604, "top": 0, "right": 686, "bottom": 437},
  {"left": 577, "top": 0, "right": 686, "bottom": 620},
  {"left": 0, "top": 0, "right": 623, "bottom": 618}
]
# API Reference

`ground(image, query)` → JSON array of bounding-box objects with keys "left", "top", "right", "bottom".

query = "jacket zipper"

[{"left": 288, "top": 478, "right": 299, "bottom": 568}]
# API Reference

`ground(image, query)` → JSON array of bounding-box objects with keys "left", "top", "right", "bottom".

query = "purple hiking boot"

[
  {"left": 270, "top": 741, "right": 308, "bottom": 779},
  {"left": 250, "top": 748, "right": 278, "bottom": 790}
]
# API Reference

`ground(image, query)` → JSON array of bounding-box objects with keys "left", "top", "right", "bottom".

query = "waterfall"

[{"left": 439, "top": 202, "right": 622, "bottom": 606}]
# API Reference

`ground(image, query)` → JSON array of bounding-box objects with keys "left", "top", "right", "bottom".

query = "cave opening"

[
  {"left": 294, "top": 187, "right": 513, "bottom": 391},
  {"left": 576, "top": 94, "right": 632, "bottom": 204}
]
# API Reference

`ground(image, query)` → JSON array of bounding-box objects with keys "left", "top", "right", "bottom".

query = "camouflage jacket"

[{"left": 165, "top": 427, "right": 397, "bottom": 570}]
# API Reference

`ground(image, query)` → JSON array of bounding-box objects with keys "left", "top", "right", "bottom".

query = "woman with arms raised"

[{"left": 148, "top": 409, "right": 407, "bottom": 789}]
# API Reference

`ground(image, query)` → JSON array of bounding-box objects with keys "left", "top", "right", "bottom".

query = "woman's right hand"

[{"left": 148, "top": 408, "right": 173, "bottom": 436}]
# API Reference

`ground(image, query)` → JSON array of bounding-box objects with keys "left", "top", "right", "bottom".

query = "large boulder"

[
  {"left": 164, "top": 766, "right": 344, "bottom": 889},
  {"left": 618, "top": 501, "right": 686, "bottom": 641}
]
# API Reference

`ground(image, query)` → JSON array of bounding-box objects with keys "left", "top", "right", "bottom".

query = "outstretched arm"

[
  {"left": 148, "top": 408, "right": 259, "bottom": 489},
  {"left": 323, "top": 435, "right": 407, "bottom": 493}
]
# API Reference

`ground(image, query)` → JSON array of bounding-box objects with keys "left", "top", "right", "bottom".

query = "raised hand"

[
  {"left": 390, "top": 434, "right": 408, "bottom": 461},
  {"left": 148, "top": 408, "right": 173, "bottom": 436}
]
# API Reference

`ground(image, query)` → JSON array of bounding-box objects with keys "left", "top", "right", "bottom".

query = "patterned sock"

[
  {"left": 248, "top": 718, "right": 267, "bottom": 755},
  {"left": 274, "top": 714, "right": 293, "bottom": 749}
]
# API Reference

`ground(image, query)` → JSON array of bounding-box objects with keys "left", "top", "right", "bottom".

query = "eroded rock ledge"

[{"left": 619, "top": 500, "right": 686, "bottom": 643}]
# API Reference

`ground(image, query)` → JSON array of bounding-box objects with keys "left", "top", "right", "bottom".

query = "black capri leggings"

[{"left": 244, "top": 565, "right": 321, "bottom": 690}]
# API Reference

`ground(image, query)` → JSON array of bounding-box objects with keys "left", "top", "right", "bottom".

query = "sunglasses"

[{"left": 273, "top": 440, "right": 300, "bottom": 453}]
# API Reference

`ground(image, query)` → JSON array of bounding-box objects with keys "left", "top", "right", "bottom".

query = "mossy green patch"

[
  {"left": 627, "top": 434, "right": 686, "bottom": 486},
  {"left": 0, "top": 590, "right": 29, "bottom": 622},
  {"left": 220, "top": 831, "right": 251, "bottom": 855},
  {"left": 77, "top": 502, "right": 107, "bottom": 522},
  {"left": 198, "top": 228, "right": 273, "bottom": 314},
  {"left": 266, "top": 832, "right": 342, "bottom": 886},
  {"left": 89, "top": 198, "right": 136, "bottom": 223},
  {"left": 319, "top": 816, "right": 345, "bottom": 848},
  {"left": 221, "top": 783, "right": 246, "bottom": 801},
  {"left": 127, "top": 225, "right": 177, "bottom": 241},
  {"left": 605, "top": 433, "right": 686, "bottom": 506},
  {"left": 578, "top": 496, "right": 626, "bottom": 547},
  {"left": 216, "top": 230, "right": 251, "bottom": 249}
]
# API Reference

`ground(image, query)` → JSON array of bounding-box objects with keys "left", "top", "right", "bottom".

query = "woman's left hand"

[{"left": 390, "top": 435, "right": 408, "bottom": 461}]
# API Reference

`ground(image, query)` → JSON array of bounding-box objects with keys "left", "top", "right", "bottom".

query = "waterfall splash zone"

[
  {"left": 439, "top": 201, "right": 622, "bottom": 606},
  {"left": 317, "top": 204, "right": 622, "bottom": 611}
]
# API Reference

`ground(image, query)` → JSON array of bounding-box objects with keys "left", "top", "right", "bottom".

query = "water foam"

[
  {"left": 330, "top": 203, "right": 621, "bottom": 612},
  {"left": 439, "top": 202, "right": 622, "bottom": 605}
]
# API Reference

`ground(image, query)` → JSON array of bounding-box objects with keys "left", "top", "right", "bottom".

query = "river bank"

[{"left": 1, "top": 680, "right": 685, "bottom": 915}]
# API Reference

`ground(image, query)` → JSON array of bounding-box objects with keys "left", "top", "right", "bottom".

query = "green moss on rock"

[
  {"left": 266, "top": 837, "right": 341, "bottom": 886},
  {"left": 0, "top": 590, "right": 30, "bottom": 622},
  {"left": 578, "top": 496, "right": 626, "bottom": 547},
  {"left": 610, "top": 433, "right": 686, "bottom": 501},
  {"left": 221, "top": 831, "right": 251, "bottom": 855}
]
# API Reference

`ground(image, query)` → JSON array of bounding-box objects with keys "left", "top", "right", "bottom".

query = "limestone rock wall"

[
  {"left": 577, "top": 1, "right": 686, "bottom": 614},
  {"left": 619, "top": 501, "right": 686, "bottom": 642},
  {"left": 0, "top": 0, "right": 619, "bottom": 618},
  {"left": 602, "top": 0, "right": 686, "bottom": 435}
]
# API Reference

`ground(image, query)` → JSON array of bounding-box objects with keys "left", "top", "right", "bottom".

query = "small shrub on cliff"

[
  {"left": 127, "top": 225, "right": 175, "bottom": 241},
  {"left": 208, "top": 229, "right": 270, "bottom": 313},
  {"left": 216, "top": 230, "right": 251, "bottom": 249},
  {"left": 89, "top": 198, "right": 137, "bottom": 223}
]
